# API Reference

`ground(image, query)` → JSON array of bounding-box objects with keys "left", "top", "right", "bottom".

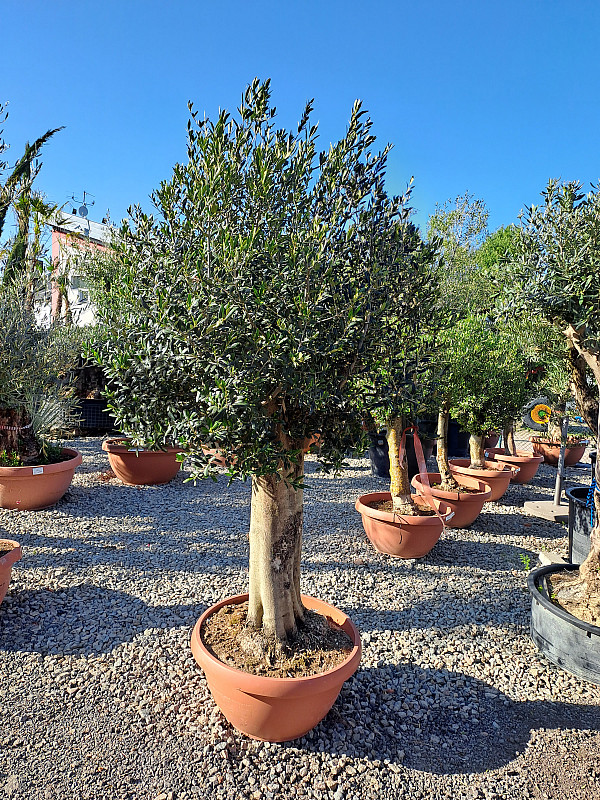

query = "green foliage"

[
  {"left": 88, "top": 80, "right": 427, "bottom": 481},
  {"left": 475, "top": 225, "right": 520, "bottom": 274},
  {"left": 510, "top": 180, "right": 600, "bottom": 337},
  {"left": 355, "top": 222, "right": 441, "bottom": 427},
  {"left": 0, "top": 282, "right": 81, "bottom": 438},
  {"left": 432, "top": 314, "right": 539, "bottom": 436},
  {"left": 518, "top": 553, "right": 532, "bottom": 571},
  {"left": 427, "top": 192, "right": 489, "bottom": 316}
]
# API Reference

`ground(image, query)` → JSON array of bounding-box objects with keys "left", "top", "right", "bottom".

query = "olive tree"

[
  {"left": 509, "top": 179, "right": 600, "bottom": 616},
  {"left": 0, "top": 281, "right": 80, "bottom": 463},
  {"left": 362, "top": 222, "right": 441, "bottom": 512},
  {"left": 431, "top": 315, "right": 536, "bottom": 473},
  {"left": 88, "top": 80, "right": 425, "bottom": 651}
]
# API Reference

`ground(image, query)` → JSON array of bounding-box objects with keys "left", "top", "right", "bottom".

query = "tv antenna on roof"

[{"left": 70, "top": 190, "right": 95, "bottom": 218}]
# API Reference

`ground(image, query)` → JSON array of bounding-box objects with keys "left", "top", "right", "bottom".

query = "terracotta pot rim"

[
  {"left": 102, "top": 438, "right": 184, "bottom": 455},
  {"left": 355, "top": 491, "right": 451, "bottom": 524},
  {"left": 487, "top": 450, "right": 544, "bottom": 465},
  {"left": 0, "top": 539, "right": 22, "bottom": 567},
  {"left": 448, "top": 458, "right": 516, "bottom": 476},
  {"left": 0, "top": 448, "right": 82, "bottom": 478},
  {"left": 411, "top": 472, "right": 492, "bottom": 503},
  {"left": 529, "top": 436, "right": 589, "bottom": 448},
  {"left": 191, "top": 593, "right": 361, "bottom": 692}
]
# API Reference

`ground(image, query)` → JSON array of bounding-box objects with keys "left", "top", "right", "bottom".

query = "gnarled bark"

[
  {"left": 0, "top": 408, "right": 39, "bottom": 465},
  {"left": 469, "top": 434, "right": 486, "bottom": 468},
  {"left": 247, "top": 454, "right": 305, "bottom": 644},
  {"left": 503, "top": 421, "right": 517, "bottom": 456},
  {"left": 436, "top": 404, "right": 459, "bottom": 490},
  {"left": 387, "top": 417, "right": 418, "bottom": 514},
  {"left": 567, "top": 340, "right": 599, "bottom": 435}
]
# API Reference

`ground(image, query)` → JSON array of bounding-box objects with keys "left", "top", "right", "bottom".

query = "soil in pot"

[
  {"left": 102, "top": 438, "right": 183, "bottom": 485},
  {"left": 201, "top": 600, "right": 353, "bottom": 678},
  {"left": 191, "top": 594, "right": 361, "bottom": 742},
  {"left": 0, "top": 448, "right": 82, "bottom": 510},
  {"left": 411, "top": 472, "right": 492, "bottom": 528},
  {"left": 448, "top": 458, "right": 516, "bottom": 502},
  {"left": 484, "top": 448, "right": 544, "bottom": 484},
  {"left": 0, "top": 539, "right": 22, "bottom": 605}
]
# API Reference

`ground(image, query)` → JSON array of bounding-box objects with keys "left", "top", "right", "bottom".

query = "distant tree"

[
  {"left": 427, "top": 192, "right": 489, "bottom": 315},
  {"left": 0, "top": 115, "right": 62, "bottom": 302}
]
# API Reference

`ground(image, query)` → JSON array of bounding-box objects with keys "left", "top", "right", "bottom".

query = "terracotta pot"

[
  {"left": 190, "top": 594, "right": 361, "bottom": 742},
  {"left": 448, "top": 458, "right": 517, "bottom": 502},
  {"left": 0, "top": 448, "right": 82, "bottom": 510},
  {"left": 484, "top": 431, "right": 500, "bottom": 449},
  {"left": 529, "top": 437, "right": 588, "bottom": 467},
  {"left": 201, "top": 446, "right": 235, "bottom": 468},
  {"left": 0, "top": 539, "right": 22, "bottom": 605},
  {"left": 355, "top": 492, "right": 452, "bottom": 558},
  {"left": 303, "top": 434, "right": 322, "bottom": 454},
  {"left": 102, "top": 438, "right": 183, "bottom": 485},
  {"left": 484, "top": 448, "right": 544, "bottom": 484},
  {"left": 411, "top": 472, "right": 492, "bottom": 528}
]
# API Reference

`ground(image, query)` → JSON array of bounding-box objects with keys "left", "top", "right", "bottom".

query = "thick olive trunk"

[
  {"left": 0, "top": 408, "right": 39, "bottom": 465},
  {"left": 469, "top": 434, "right": 486, "bottom": 468},
  {"left": 247, "top": 455, "right": 305, "bottom": 642},
  {"left": 387, "top": 417, "right": 417, "bottom": 514},
  {"left": 436, "top": 404, "right": 459, "bottom": 490},
  {"left": 503, "top": 421, "right": 517, "bottom": 456},
  {"left": 567, "top": 338, "right": 600, "bottom": 436}
]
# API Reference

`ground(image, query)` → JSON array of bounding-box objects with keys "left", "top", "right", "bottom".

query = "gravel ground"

[{"left": 1, "top": 437, "right": 599, "bottom": 800}]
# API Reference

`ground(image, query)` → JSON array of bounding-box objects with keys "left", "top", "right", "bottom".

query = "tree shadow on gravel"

[
  {"left": 0, "top": 585, "right": 209, "bottom": 656},
  {"left": 471, "top": 511, "right": 567, "bottom": 541},
  {"left": 7, "top": 529, "right": 248, "bottom": 574},
  {"left": 290, "top": 662, "right": 600, "bottom": 775}
]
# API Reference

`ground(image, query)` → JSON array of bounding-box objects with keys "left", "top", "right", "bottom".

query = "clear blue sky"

[{"left": 2, "top": 0, "right": 599, "bottom": 235}]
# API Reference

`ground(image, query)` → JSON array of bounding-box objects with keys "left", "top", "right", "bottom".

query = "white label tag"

[
  {"left": 128, "top": 448, "right": 144, "bottom": 453},
  {"left": 32, "top": 466, "right": 44, "bottom": 475}
]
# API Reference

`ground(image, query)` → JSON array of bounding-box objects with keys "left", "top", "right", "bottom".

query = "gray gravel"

[{"left": 1, "top": 437, "right": 599, "bottom": 800}]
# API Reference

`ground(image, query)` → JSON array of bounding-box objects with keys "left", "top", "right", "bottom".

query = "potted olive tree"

[
  {"left": 353, "top": 228, "right": 456, "bottom": 556},
  {"left": 507, "top": 179, "right": 600, "bottom": 683},
  {"left": 0, "top": 282, "right": 82, "bottom": 510},
  {"left": 435, "top": 315, "right": 534, "bottom": 500},
  {"left": 87, "top": 79, "right": 427, "bottom": 740}
]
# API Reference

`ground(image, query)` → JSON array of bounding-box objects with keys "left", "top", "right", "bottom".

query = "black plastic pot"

[
  {"left": 447, "top": 420, "right": 470, "bottom": 458},
  {"left": 367, "top": 432, "right": 428, "bottom": 481},
  {"left": 566, "top": 486, "right": 595, "bottom": 564},
  {"left": 528, "top": 563, "right": 600, "bottom": 685},
  {"left": 590, "top": 449, "right": 597, "bottom": 482},
  {"left": 368, "top": 432, "right": 390, "bottom": 479}
]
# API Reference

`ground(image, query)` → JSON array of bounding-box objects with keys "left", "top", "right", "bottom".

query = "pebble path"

[{"left": 0, "top": 438, "right": 599, "bottom": 799}]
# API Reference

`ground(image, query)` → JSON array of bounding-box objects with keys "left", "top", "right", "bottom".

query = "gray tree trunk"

[
  {"left": 436, "top": 404, "right": 459, "bottom": 490},
  {"left": 247, "top": 455, "right": 305, "bottom": 642},
  {"left": 469, "top": 434, "right": 486, "bottom": 468}
]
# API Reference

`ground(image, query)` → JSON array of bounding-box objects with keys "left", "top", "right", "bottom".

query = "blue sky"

[{"left": 2, "top": 0, "right": 599, "bottom": 236}]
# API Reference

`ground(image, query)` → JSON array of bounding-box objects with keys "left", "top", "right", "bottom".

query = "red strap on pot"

[{"left": 397, "top": 425, "right": 449, "bottom": 529}]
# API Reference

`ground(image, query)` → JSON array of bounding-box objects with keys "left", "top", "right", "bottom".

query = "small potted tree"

[
  {"left": 439, "top": 315, "right": 531, "bottom": 500},
  {"left": 88, "top": 80, "right": 433, "bottom": 740},
  {"left": 354, "top": 242, "right": 455, "bottom": 556},
  {"left": 0, "top": 283, "right": 82, "bottom": 509}
]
